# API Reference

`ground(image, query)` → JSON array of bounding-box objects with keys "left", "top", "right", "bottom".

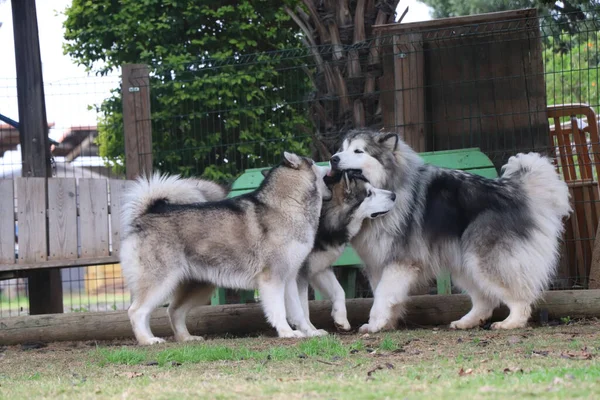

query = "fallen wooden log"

[{"left": 1, "top": 290, "right": 599, "bottom": 345}]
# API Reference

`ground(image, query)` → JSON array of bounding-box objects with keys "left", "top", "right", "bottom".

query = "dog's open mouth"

[
  {"left": 346, "top": 168, "right": 363, "bottom": 175},
  {"left": 370, "top": 210, "right": 390, "bottom": 218}
]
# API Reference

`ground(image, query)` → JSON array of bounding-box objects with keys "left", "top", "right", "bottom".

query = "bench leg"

[
  {"left": 239, "top": 290, "right": 256, "bottom": 303},
  {"left": 436, "top": 271, "right": 452, "bottom": 295},
  {"left": 28, "top": 268, "right": 64, "bottom": 314},
  {"left": 340, "top": 268, "right": 358, "bottom": 299},
  {"left": 211, "top": 288, "right": 227, "bottom": 305}
]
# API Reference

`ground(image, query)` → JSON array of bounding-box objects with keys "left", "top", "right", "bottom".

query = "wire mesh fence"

[{"left": 1, "top": 11, "right": 600, "bottom": 316}]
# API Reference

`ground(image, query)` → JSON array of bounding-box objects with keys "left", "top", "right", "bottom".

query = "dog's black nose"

[
  {"left": 330, "top": 155, "right": 340, "bottom": 167},
  {"left": 390, "top": 192, "right": 396, "bottom": 201}
]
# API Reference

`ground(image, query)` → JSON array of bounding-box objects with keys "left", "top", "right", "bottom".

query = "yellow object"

[{"left": 85, "top": 263, "right": 126, "bottom": 295}]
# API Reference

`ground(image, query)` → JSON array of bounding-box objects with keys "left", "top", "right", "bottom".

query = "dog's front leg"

[
  {"left": 258, "top": 274, "right": 305, "bottom": 338},
  {"left": 359, "top": 263, "right": 417, "bottom": 334},
  {"left": 310, "top": 269, "right": 351, "bottom": 331},
  {"left": 285, "top": 278, "right": 328, "bottom": 337}
]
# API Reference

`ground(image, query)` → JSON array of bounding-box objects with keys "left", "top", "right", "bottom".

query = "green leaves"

[{"left": 65, "top": 0, "right": 312, "bottom": 182}]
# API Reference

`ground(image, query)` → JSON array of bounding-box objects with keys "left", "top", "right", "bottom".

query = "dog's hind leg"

[
  {"left": 449, "top": 289, "right": 497, "bottom": 330},
  {"left": 491, "top": 300, "right": 531, "bottom": 330},
  {"left": 296, "top": 273, "right": 317, "bottom": 331},
  {"left": 359, "top": 263, "right": 417, "bottom": 334},
  {"left": 128, "top": 275, "right": 180, "bottom": 345},
  {"left": 449, "top": 270, "right": 498, "bottom": 329},
  {"left": 285, "top": 278, "right": 328, "bottom": 337},
  {"left": 258, "top": 274, "right": 305, "bottom": 338},
  {"left": 310, "top": 269, "right": 351, "bottom": 331},
  {"left": 168, "top": 281, "right": 215, "bottom": 342}
]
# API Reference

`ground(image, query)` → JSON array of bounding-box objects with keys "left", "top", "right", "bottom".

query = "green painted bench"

[{"left": 210, "top": 148, "right": 498, "bottom": 305}]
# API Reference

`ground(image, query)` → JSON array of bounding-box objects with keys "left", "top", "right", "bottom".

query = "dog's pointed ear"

[
  {"left": 377, "top": 133, "right": 399, "bottom": 151},
  {"left": 283, "top": 151, "right": 302, "bottom": 169},
  {"left": 261, "top": 169, "right": 271, "bottom": 178}
]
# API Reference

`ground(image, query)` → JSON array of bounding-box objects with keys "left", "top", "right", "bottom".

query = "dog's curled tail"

[
  {"left": 501, "top": 152, "right": 572, "bottom": 218},
  {"left": 121, "top": 172, "right": 227, "bottom": 231}
]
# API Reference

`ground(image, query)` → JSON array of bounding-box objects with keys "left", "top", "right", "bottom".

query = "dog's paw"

[
  {"left": 306, "top": 329, "right": 328, "bottom": 337},
  {"left": 449, "top": 320, "right": 475, "bottom": 330},
  {"left": 334, "top": 320, "right": 352, "bottom": 332},
  {"left": 490, "top": 321, "right": 527, "bottom": 330},
  {"left": 177, "top": 335, "right": 205, "bottom": 342},
  {"left": 279, "top": 330, "right": 306, "bottom": 338},
  {"left": 139, "top": 337, "right": 166, "bottom": 346},
  {"left": 358, "top": 323, "right": 381, "bottom": 334}
]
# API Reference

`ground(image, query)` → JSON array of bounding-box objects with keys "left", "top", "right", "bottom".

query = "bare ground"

[{"left": 1, "top": 319, "right": 599, "bottom": 399}]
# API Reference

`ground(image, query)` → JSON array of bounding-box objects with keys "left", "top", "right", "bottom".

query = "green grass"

[
  {"left": 1, "top": 322, "right": 600, "bottom": 399},
  {"left": 378, "top": 334, "right": 396, "bottom": 351},
  {"left": 96, "top": 336, "right": 351, "bottom": 367}
]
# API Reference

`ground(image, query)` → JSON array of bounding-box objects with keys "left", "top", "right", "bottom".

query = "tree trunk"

[{"left": 287, "top": 0, "right": 402, "bottom": 158}]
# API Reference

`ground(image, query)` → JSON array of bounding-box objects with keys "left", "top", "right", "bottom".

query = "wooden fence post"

[
  {"left": 589, "top": 222, "right": 600, "bottom": 289},
  {"left": 12, "top": 0, "right": 63, "bottom": 314},
  {"left": 122, "top": 64, "right": 153, "bottom": 180}
]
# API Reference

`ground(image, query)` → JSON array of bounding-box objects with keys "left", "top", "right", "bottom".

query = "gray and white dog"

[
  {"left": 120, "top": 152, "right": 331, "bottom": 345},
  {"left": 294, "top": 170, "right": 396, "bottom": 331},
  {"left": 330, "top": 129, "right": 571, "bottom": 332}
]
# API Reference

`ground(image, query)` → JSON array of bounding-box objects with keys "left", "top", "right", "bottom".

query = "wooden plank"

[
  {"left": 239, "top": 290, "right": 256, "bottom": 304},
  {"left": 2, "top": 290, "right": 600, "bottom": 345},
  {"left": 16, "top": 178, "right": 47, "bottom": 264},
  {"left": 473, "top": 38, "right": 497, "bottom": 154},
  {"left": 108, "top": 179, "right": 130, "bottom": 256},
  {"left": 571, "top": 185, "right": 591, "bottom": 280},
  {"left": 554, "top": 119, "right": 575, "bottom": 181},
  {"left": 524, "top": 24, "right": 550, "bottom": 153},
  {"left": 211, "top": 288, "right": 227, "bottom": 305},
  {"left": 393, "top": 33, "right": 426, "bottom": 152},
  {"left": 0, "top": 180, "right": 15, "bottom": 264},
  {"left": 0, "top": 255, "right": 120, "bottom": 273},
  {"left": 230, "top": 171, "right": 267, "bottom": 190},
  {"left": 333, "top": 246, "right": 362, "bottom": 266},
  {"left": 379, "top": 39, "right": 398, "bottom": 133},
  {"left": 48, "top": 178, "right": 78, "bottom": 260},
  {"left": 340, "top": 268, "right": 357, "bottom": 299},
  {"left": 384, "top": 9, "right": 547, "bottom": 168},
  {"left": 373, "top": 9, "right": 538, "bottom": 34},
  {"left": 122, "top": 64, "right": 153, "bottom": 180},
  {"left": 589, "top": 211, "right": 600, "bottom": 289},
  {"left": 436, "top": 271, "right": 452, "bottom": 295},
  {"left": 421, "top": 150, "right": 495, "bottom": 170},
  {"left": 78, "top": 179, "right": 109, "bottom": 258}
]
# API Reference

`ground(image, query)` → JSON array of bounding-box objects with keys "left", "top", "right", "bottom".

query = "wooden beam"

[
  {"left": 12, "top": 0, "right": 50, "bottom": 179},
  {"left": 64, "top": 133, "right": 97, "bottom": 162},
  {"left": 122, "top": 64, "right": 153, "bottom": 180},
  {"left": 0, "top": 256, "right": 121, "bottom": 273},
  {"left": 1, "top": 290, "right": 599, "bottom": 345},
  {"left": 373, "top": 9, "right": 537, "bottom": 34},
  {"left": 11, "top": 0, "right": 63, "bottom": 314}
]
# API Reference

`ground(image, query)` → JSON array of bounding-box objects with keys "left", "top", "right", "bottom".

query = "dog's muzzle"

[{"left": 330, "top": 155, "right": 340, "bottom": 170}]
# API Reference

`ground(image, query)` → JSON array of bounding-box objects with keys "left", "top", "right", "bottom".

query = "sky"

[{"left": 0, "top": 0, "right": 432, "bottom": 166}]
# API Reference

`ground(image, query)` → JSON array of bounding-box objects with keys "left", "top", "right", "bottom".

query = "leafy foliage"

[
  {"left": 64, "top": 0, "right": 311, "bottom": 181},
  {"left": 544, "top": 32, "right": 600, "bottom": 106}
]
